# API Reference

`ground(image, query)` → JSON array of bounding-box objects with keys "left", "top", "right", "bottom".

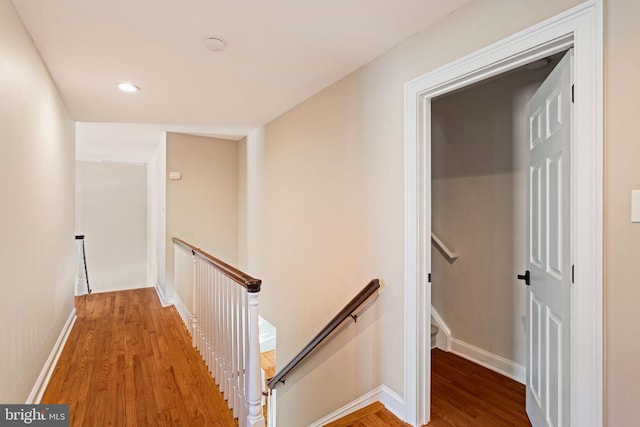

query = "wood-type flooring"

[
  {"left": 324, "top": 402, "right": 410, "bottom": 427},
  {"left": 41, "top": 287, "right": 238, "bottom": 426},
  {"left": 429, "top": 348, "right": 531, "bottom": 426},
  {"left": 41, "top": 288, "right": 529, "bottom": 426},
  {"left": 328, "top": 349, "right": 529, "bottom": 426}
]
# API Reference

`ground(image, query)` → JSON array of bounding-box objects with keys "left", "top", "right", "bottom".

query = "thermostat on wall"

[{"left": 169, "top": 171, "right": 182, "bottom": 180}]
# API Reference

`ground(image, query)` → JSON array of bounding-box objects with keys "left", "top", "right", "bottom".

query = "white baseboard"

[
  {"left": 430, "top": 306, "right": 451, "bottom": 351},
  {"left": 154, "top": 284, "right": 173, "bottom": 307},
  {"left": 449, "top": 337, "right": 525, "bottom": 384},
  {"left": 308, "top": 385, "right": 404, "bottom": 427},
  {"left": 27, "top": 308, "right": 77, "bottom": 404}
]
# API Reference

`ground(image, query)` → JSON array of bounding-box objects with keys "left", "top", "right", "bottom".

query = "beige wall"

[
  {"left": 165, "top": 133, "right": 238, "bottom": 297},
  {"left": 605, "top": 0, "right": 640, "bottom": 423},
  {"left": 0, "top": 0, "right": 75, "bottom": 402},
  {"left": 244, "top": 1, "right": 584, "bottom": 425},
  {"left": 76, "top": 161, "right": 147, "bottom": 293},
  {"left": 431, "top": 65, "right": 554, "bottom": 366}
]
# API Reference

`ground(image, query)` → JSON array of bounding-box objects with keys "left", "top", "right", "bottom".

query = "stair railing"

[
  {"left": 431, "top": 232, "right": 459, "bottom": 261},
  {"left": 266, "top": 278, "right": 380, "bottom": 390},
  {"left": 173, "top": 237, "right": 265, "bottom": 427}
]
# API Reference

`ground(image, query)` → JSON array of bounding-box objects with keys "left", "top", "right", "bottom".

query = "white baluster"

[
  {"left": 230, "top": 283, "right": 238, "bottom": 415},
  {"left": 238, "top": 289, "right": 249, "bottom": 424},
  {"left": 205, "top": 263, "right": 211, "bottom": 370},
  {"left": 191, "top": 252, "right": 197, "bottom": 347},
  {"left": 201, "top": 261, "right": 207, "bottom": 367},
  {"left": 224, "top": 276, "right": 232, "bottom": 403},
  {"left": 235, "top": 284, "right": 243, "bottom": 417},
  {"left": 173, "top": 239, "right": 267, "bottom": 426},
  {"left": 199, "top": 260, "right": 204, "bottom": 356},
  {"left": 246, "top": 290, "right": 265, "bottom": 427},
  {"left": 220, "top": 276, "right": 229, "bottom": 399},
  {"left": 214, "top": 270, "right": 221, "bottom": 385},
  {"left": 211, "top": 267, "right": 216, "bottom": 374},
  {"left": 200, "top": 260, "right": 206, "bottom": 363}
]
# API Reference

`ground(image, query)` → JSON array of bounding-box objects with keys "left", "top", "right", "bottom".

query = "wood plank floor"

[
  {"left": 324, "top": 402, "right": 410, "bottom": 427},
  {"left": 41, "top": 288, "right": 528, "bottom": 426},
  {"left": 260, "top": 350, "right": 276, "bottom": 421},
  {"left": 328, "top": 349, "right": 529, "bottom": 427},
  {"left": 260, "top": 350, "right": 276, "bottom": 382},
  {"left": 430, "top": 349, "right": 531, "bottom": 426},
  {"left": 41, "top": 288, "right": 238, "bottom": 426}
]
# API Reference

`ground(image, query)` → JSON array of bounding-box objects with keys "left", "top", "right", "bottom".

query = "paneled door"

[{"left": 525, "top": 49, "right": 573, "bottom": 427}]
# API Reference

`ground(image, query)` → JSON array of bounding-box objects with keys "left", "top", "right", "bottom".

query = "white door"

[{"left": 524, "top": 49, "right": 573, "bottom": 427}]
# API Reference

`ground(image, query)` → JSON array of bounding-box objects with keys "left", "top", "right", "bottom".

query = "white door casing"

[
  {"left": 526, "top": 50, "right": 573, "bottom": 427},
  {"left": 403, "top": 2, "right": 603, "bottom": 426}
]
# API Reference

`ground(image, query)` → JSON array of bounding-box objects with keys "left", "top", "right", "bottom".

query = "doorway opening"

[
  {"left": 403, "top": 3, "right": 603, "bottom": 426},
  {"left": 429, "top": 51, "right": 566, "bottom": 425}
]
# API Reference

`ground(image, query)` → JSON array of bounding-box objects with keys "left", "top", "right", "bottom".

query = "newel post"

[{"left": 246, "top": 279, "right": 265, "bottom": 427}]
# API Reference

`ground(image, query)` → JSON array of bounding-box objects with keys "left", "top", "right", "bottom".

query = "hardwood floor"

[
  {"left": 260, "top": 350, "right": 276, "bottom": 421},
  {"left": 324, "top": 402, "right": 410, "bottom": 427},
  {"left": 41, "top": 288, "right": 237, "bottom": 426},
  {"left": 260, "top": 350, "right": 276, "bottom": 382},
  {"left": 40, "top": 288, "right": 528, "bottom": 426},
  {"left": 430, "top": 349, "right": 531, "bottom": 427},
  {"left": 327, "top": 349, "right": 529, "bottom": 427}
]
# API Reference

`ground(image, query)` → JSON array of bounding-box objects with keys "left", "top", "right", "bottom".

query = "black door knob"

[{"left": 517, "top": 270, "right": 531, "bottom": 286}]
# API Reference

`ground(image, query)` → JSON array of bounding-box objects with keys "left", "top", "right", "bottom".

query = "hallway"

[{"left": 41, "top": 288, "right": 237, "bottom": 426}]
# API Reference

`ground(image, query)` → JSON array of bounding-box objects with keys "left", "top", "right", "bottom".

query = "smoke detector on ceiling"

[{"left": 205, "top": 37, "right": 226, "bottom": 52}]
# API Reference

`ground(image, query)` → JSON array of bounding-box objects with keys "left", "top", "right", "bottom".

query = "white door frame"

[{"left": 403, "top": 2, "right": 603, "bottom": 426}]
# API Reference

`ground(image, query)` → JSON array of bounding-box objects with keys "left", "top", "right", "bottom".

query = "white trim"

[
  {"left": 308, "top": 385, "right": 404, "bottom": 427},
  {"left": 27, "top": 308, "right": 77, "bottom": 404},
  {"left": 154, "top": 283, "right": 173, "bottom": 307},
  {"left": 449, "top": 338, "right": 526, "bottom": 385},
  {"left": 431, "top": 308, "right": 525, "bottom": 383},
  {"left": 430, "top": 306, "right": 451, "bottom": 351},
  {"left": 268, "top": 388, "right": 277, "bottom": 427},
  {"left": 403, "top": 2, "right": 603, "bottom": 426}
]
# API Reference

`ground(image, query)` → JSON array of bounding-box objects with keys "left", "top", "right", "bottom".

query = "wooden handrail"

[
  {"left": 172, "top": 237, "right": 261, "bottom": 293},
  {"left": 266, "top": 278, "right": 381, "bottom": 389},
  {"left": 431, "top": 232, "right": 459, "bottom": 261}
]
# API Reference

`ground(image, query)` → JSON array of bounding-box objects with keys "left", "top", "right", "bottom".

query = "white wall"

[
  {"left": 431, "top": 62, "right": 556, "bottom": 367},
  {"left": 0, "top": 0, "right": 75, "bottom": 402},
  {"left": 237, "top": 129, "right": 265, "bottom": 277},
  {"left": 76, "top": 161, "right": 147, "bottom": 293},
  {"left": 147, "top": 136, "right": 167, "bottom": 298},
  {"left": 165, "top": 133, "right": 238, "bottom": 297},
  {"left": 240, "top": 0, "right": 583, "bottom": 425}
]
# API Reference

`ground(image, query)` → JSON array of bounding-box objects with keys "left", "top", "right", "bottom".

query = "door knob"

[{"left": 517, "top": 270, "right": 530, "bottom": 286}]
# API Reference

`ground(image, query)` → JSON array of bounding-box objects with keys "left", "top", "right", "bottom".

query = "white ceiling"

[{"left": 12, "top": 0, "right": 470, "bottom": 129}]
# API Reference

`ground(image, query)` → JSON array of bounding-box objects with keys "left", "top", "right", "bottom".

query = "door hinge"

[
  {"left": 571, "top": 84, "right": 575, "bottom": 103},
  {"left": 571, "top": 264, "right": 575, "bottom": 284},
  {"left": 428, "top": 273, "right": 432, "bottom": 283}
]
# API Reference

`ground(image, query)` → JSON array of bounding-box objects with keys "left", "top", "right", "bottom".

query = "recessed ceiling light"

[
  {"left": 117, "top": 82, "right": 141, "bottom": 93},
  {"left": 205, "top": 37, "right": 226, "bottom": 52}
]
